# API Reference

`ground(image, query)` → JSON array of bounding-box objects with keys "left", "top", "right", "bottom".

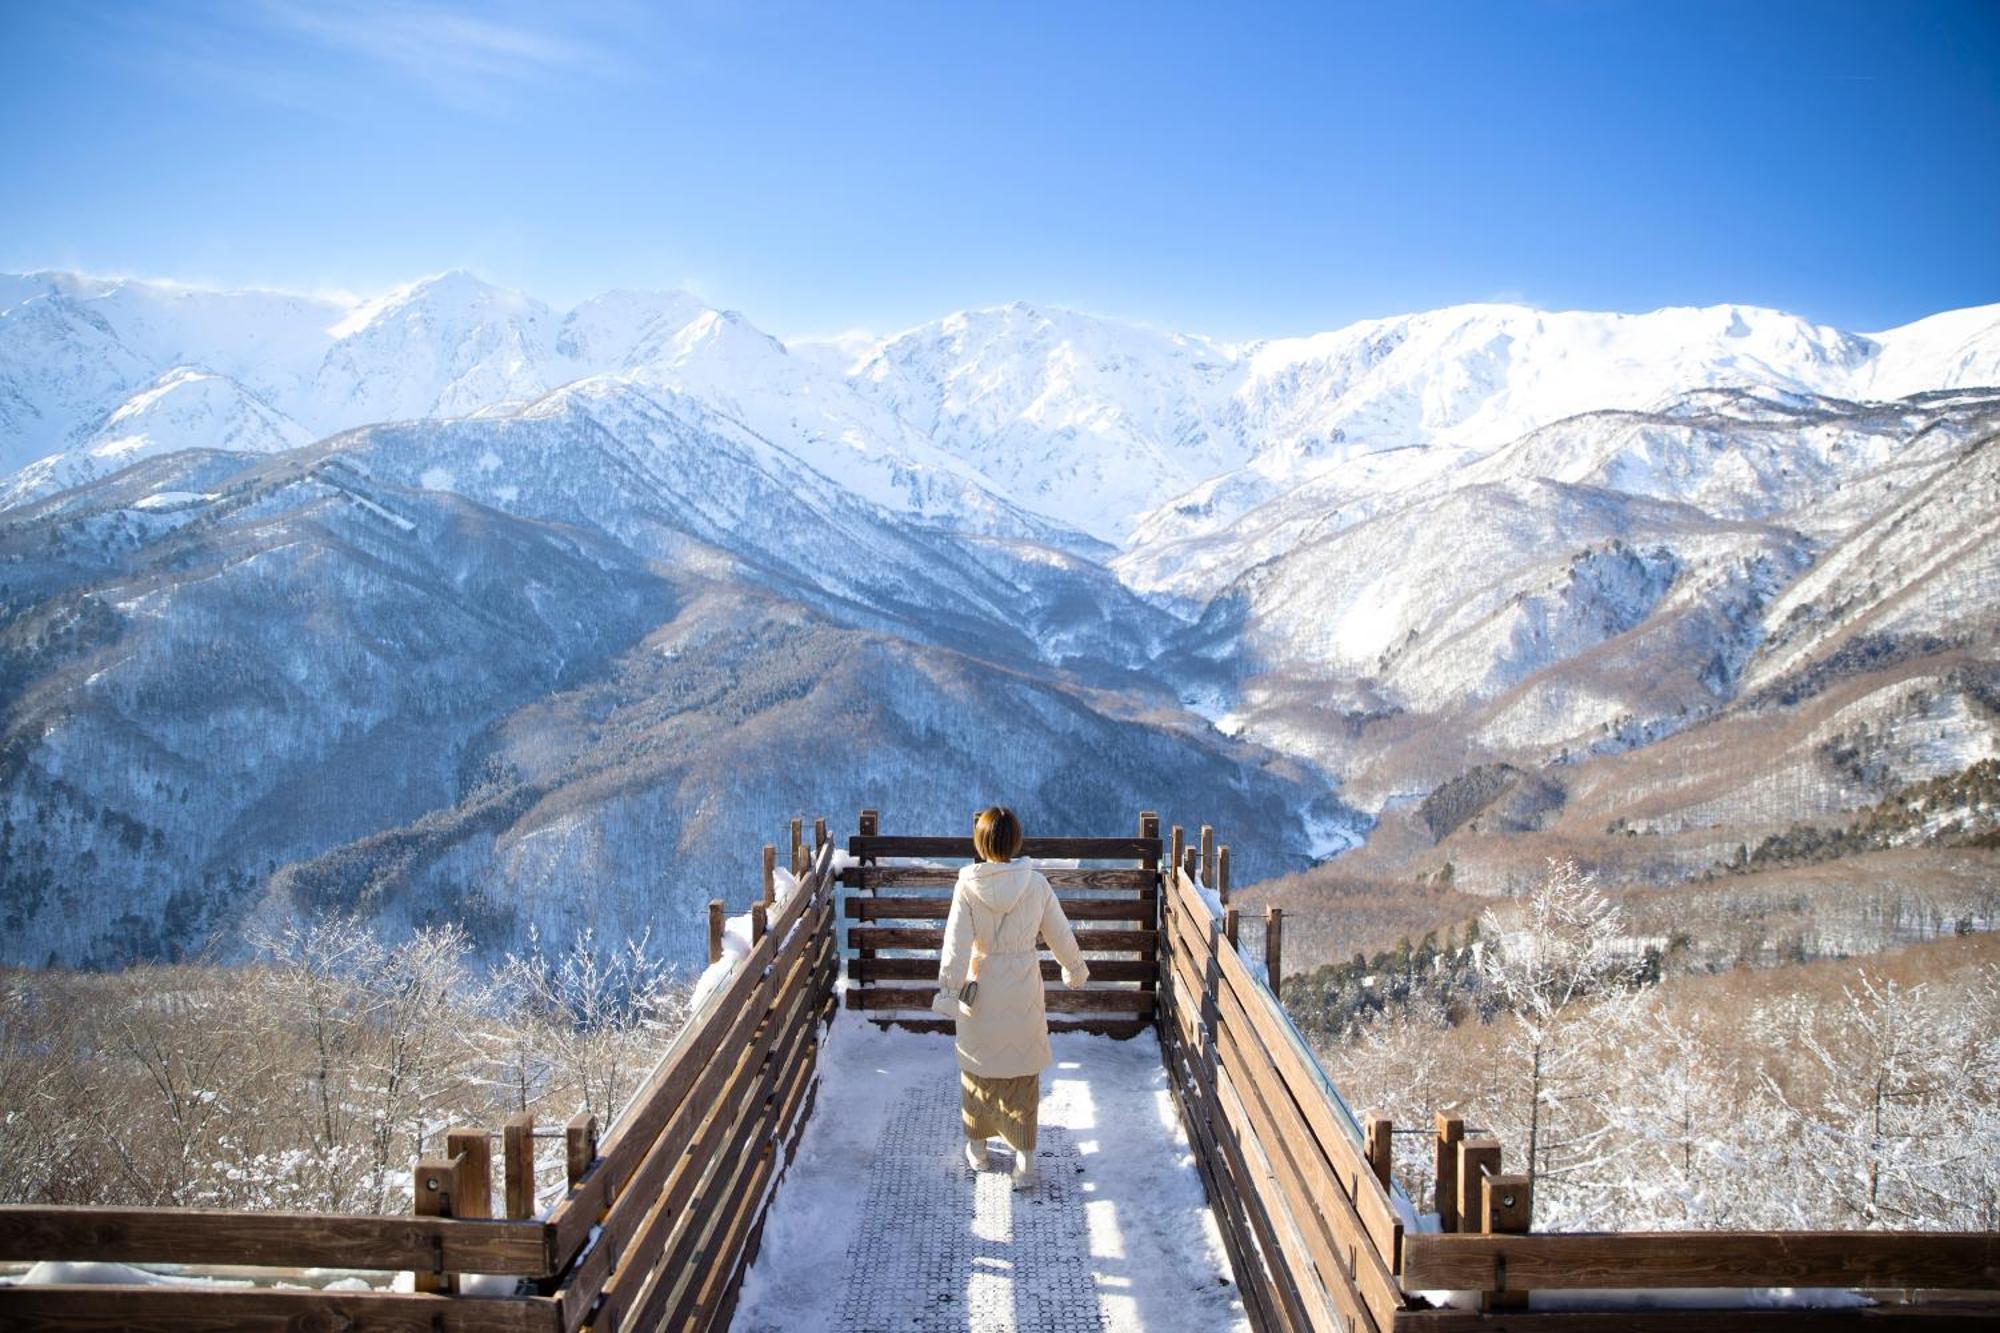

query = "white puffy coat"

[{"left": 937, "top": 860, "right": 1090, "bottom": 1078}]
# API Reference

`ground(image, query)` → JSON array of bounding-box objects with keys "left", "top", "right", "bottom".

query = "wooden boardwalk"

[
  {"left": 730, "top": 1019, "right": 1246, "bottom": 1333},
  {"left": 2, "top": 811, "right": 1997, "bottom": 1331}
]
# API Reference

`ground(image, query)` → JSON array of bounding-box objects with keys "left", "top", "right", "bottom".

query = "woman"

[{"left": 935, "top": 806, "right": 1089, "bottom": 1189}]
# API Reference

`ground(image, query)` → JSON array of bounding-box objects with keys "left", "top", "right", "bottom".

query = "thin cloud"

[
  {"left": 130, "top": 0, "right": 634, "bottom": 116},
  {"left": 258, "top": 0, "right": 612, "bottom": 96}
]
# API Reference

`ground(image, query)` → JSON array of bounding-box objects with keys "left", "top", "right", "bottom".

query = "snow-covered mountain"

[
  {"left": 830, "top": 299, "right": 2000, "bottom": 545},
  {"left": 15, "top": 270, "right": 1997, "bottom": 544},
  {"left": 3, "top": 269, "right": 1999, "bottom": 967},
  {"left": 0, "top": 273, "right": 1080, "bottom": 545}
]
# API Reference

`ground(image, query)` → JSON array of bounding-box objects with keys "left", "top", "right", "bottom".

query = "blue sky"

[{"left": 2, "top": 1, "right": 1996, "bottom": 338}]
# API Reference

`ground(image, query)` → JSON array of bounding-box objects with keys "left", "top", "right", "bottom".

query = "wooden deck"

[{"left": 1, "top": 811, "right": 1996, "bottom": 1331}]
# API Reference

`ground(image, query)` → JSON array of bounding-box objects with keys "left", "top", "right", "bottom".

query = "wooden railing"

[
  {"left": 1160, "top": 818, "right": 2000, "bottom": 1331},
  {"left": 839, "top": 807, "right": 1160, "bottom": 1036},
  {"left": 0, "top": 832, "right": 841, "bottom": 1333},
  {"left": 1158, "top": 820, "right": 1408, "bottom": 1333}
]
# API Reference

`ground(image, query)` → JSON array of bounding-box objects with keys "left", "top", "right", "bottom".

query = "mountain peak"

[{"left": 329, "top": 270, "right": 539, "bottom": 339}]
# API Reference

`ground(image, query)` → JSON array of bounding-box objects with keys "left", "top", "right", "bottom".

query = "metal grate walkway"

[
  {"left": 835, "top": 1079, "right": 1106, "bottom": 1332},
  {"left": 729, "top": 1019, "right": 1248, "bottom": 1333}
]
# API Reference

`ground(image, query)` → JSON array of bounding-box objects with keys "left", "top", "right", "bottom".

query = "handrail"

[{"left": 1158, "top": 853, "right": 1407, "bottom": 1333}]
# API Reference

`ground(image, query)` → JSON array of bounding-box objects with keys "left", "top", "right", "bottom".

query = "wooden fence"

[
  {"left": 1156, "top": 818, "right": 2000, "bottom": 1331},
  {"left": 840, "top": 807, "right": 1160, "bottom": 1036},
  {"left": 0, "top": 834, "right": 841, "bottom": 1333}
]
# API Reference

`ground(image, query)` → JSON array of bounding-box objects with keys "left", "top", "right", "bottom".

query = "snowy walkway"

[{"left": 732, "top": 1016, "right": 1249, "bottom": 1333}]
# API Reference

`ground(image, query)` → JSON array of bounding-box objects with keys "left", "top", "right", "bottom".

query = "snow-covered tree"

[
  {"left": 1478, "top": 860, "right": 1645, "bottom": 1225},
  {"left": 1765, "top": 967, "right": 2000, "bottom": 1229}
]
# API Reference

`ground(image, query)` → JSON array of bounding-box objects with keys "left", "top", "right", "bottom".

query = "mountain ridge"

[{"left": 2, "top": 268, "right": 1997, "bottom": 969}]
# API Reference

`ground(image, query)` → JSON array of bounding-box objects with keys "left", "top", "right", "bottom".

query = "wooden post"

[
  {"left": 751, "top": 901, "right": 768, "bottom": 944},
  {"left": 502, "top": 1113, "right": 535, "bottom": 1220},
  {"left": 1483, "top": 1171, "right": 1532, "bottom": 1234},
  {"left": 566, "top": 1113, "right": 598, "bottom": 1191},
  {"left": 1457, "top": 1137, "right": 1503, "bottom": 1242},
  {"left": 1138, "top": 811, "right": 1162, "bottom": 1004},
  {"left": 444, "top": 1128, "right": 492, "bottom": 1220},
  {"left": 762, "top": 844, "right": 777, "bottom": 905},
  {"left": 858, "top": 808, "right": 879, "bottom": 845},
  {"left": 1264, "top": 906, "right": 1283, "bottom": 998},
  {"left": 1199, "top": 825, "right": 1215, "bottom": 886},
  {"left": 813, "top": 816, "right": 827, "bottom": 850},
  {"left": 1364, "top": 1114, "right": 1393, "bottom": 1190},
  {"left": 1481, "top": 1170, "right": 1534, "bottom": 1310},
  {"left": 413, "top": 1153, "right": 464, "bottom": 1294},
  {"left": 789, "top": 817, "right": 803, "bottom": 868},
  {"left": 1223, "top": 904, "right": 1239, "bottom": 947},
  {"left": 708, "top": 898, "right": 726, "bottom": 965},
  {"left": 1434, "top": 1113, "right": 1466, "bottom": 1231},
  {"left": 1217, "top": 845, "right": 1232, "bottom": 905},
  {"left": 1169, "top": 825, "right": 1185, "bottom": 879}
]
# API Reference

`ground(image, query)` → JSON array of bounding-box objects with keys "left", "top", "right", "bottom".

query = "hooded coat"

[{"left": 937, "top": 860, "right": 1090, "bottom": 1078}]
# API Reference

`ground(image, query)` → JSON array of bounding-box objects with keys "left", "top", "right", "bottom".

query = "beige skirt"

[{"left": 960, "top": 1070, "right": 1040, "bottom": 1154}]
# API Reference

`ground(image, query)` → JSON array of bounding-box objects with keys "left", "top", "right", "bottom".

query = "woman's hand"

[{"left": 1061, "top": 963, "right": 1090, "bottom": 990}]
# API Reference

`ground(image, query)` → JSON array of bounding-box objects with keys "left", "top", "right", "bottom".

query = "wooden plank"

[
  {"left": 849, "top": 956, "right": 1156, "bottom": 983},
  {"left": 1161, "top": 936, "right": 1290, "bottom": 1329},
  {"left": 1215, "top": 1058, "right": 1348, "bottom": 1333},
  {"left": 556, "top": 911, "right": 831, "bottom": 1330},
  {"left": 1364, "top": 1116, "right": 1393, "bottom": 1191},
  {"left": 552, "top": 897, "right": 830, "bottom": 1322},
  {"left": 575, "top": 944, "right": 819, "bottom": 1333},
  {"left": 0, "top": 1206, "right": 550, "bottom": 1275},
  {"left": 618, "top": 969, "right": 822, "bottom": 1333},
  {"left": 838, "top": 866, "right": 1158, "bottom": 890},
  {"left": 1163, "top": 943, "right": 1317, "bottom": 1333},
  {"left": 645, "top": 1029, "right": 800, "bottom": 1331},
  {"left": 867, "top": 1017, "right": 1153, "bottom": 1038},
  {"left": 1480, "top": 1172, "right": 1533, "bottom": 1312},
  {"left": 0, "top": 1286, "right": 562, "bottom": 1332},
  {"left": 1170, "top": 928, "right": 1397, "bottom": 1332},
  {"left": 706, "top": 1032, "right": 822, "bottom": 1330},
  {"left": 844, "top": 986, "right": 1155, "bottom": 1015},
  {"left": 1158, "top": 979, "right": 1286, "bottom": 1333},
  {"left": 664, "top": 1021, "right": 819, "bottom": 1331},
  {"left": 1398, "top": 1231, "right": 2000, "bottom": 1293},
  {"left": 842, "top": 894, "right": 1157, "bottom": 921},
  {"left": 603, "top": 840, "right": 830, "bottom": 1152},
  {"left": 1166, "top": 878, "right": 1406, "bottom": 1268},
  {"left": 844, "top": 925, "right": 1154, "bottom": 952},
  {"left": 1167, "top": 892, "right": 1401, "bottom": 1269},
  {"left": 847, "top": 835, "right": 1159, "bottom": 860},
  {"left": 547, "top": 845, "right": 832, "bottom": 1265},
  {"left": 1168, "top": 941, "right": 1392, "bottom": 1331}
]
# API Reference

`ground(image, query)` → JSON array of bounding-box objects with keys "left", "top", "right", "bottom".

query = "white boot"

[
  {"left": 1010, "top": 1150, "right": 1035, "bottom": 1190},
  {"left": 963, "top": 1139, "right": 987, "bottom": 1172}
]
